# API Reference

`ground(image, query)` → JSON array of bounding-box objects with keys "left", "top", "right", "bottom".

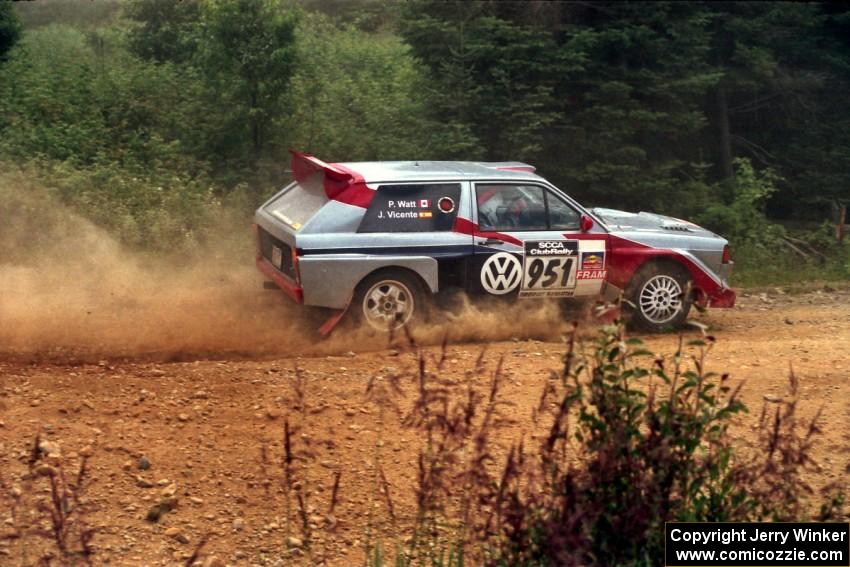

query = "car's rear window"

[
  {"left": 265, "top": 176, "right": 327, "bottom": 231},
  {"left": 358, "top": 183, "right": 462, "bottom": 233}
]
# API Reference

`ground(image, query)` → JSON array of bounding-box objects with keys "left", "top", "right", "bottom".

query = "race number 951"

[{"left": 524, "top": 257, "right": 576, "bottom": 290}]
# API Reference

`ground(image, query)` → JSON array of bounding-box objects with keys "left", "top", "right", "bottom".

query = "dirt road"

[{"left": 1, "top": 286, "right": 849, "bottom": 566}]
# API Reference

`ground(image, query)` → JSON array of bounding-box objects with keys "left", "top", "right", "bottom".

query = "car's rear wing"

[
  {"left": 289, "top": 149, "right": 373, "bottom": 208},
  {"left": 290, "top": 149, "right": 352, "bottom": 197}
]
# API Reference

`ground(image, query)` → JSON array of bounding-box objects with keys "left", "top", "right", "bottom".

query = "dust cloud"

[{"left": 0, "top": 176, "right": 583, "bottom": 362}]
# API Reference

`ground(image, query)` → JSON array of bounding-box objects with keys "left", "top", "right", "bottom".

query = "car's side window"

[
  {"left": 476, "top": 185, "right": 547, "bottom": 231},
  {"left": 546, "top": 190, "right": 581, "bottom": 231},
  {"left": 358, "top": 183, "right": 462, "bottom": 233}
]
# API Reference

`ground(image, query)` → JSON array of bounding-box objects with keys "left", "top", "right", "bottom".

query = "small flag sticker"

[
  {"left": 419, "top": 211, "right": 433, "bottom": 219},
  {"left": 419, "top": 199, "right": 430, "bottom": 208}
]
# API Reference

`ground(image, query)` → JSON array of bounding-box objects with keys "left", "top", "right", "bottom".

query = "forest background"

[{"left": 2, "top": 0, "right": 849, "bottom": 285}]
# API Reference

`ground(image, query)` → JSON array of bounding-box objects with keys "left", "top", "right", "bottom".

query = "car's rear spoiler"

[
  {"left": 289, "top": 149, "right": 373, "bottom": 208},
  {"left": 290, "top": 149, "right": 354, "bottom": 197}
]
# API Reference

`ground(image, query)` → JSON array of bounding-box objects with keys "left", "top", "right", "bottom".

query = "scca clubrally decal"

[{"left": 520, "top": 240, "right": 579, "bottom": 298}]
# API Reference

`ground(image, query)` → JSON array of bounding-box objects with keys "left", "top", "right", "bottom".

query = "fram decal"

[
  {"left": 580, "top": 251, "right": 605, "bottom": 270},
  {"left": 576, "top": 269, "right": 607, "bottom": 280}
]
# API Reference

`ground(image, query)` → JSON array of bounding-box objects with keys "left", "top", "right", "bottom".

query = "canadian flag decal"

[{"left": 419, "top": 199, "right": 430, "bottom": 208}]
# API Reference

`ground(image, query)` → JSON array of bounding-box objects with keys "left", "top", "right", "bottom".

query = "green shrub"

[
  {"left": 364, "top": 320, "right": 839, "bottom": 566},
  {"left": 287, "top": 11, "right": 438, "bottom": 161},
  {"left": 2, "top": 159, "right": 225, "bottom": 252},
  {"left": 692, "top": 158, "right": 850, "bottom": 286},
  {"left": 0, "top": 0, "right": 22, "bottom": 60},
  {"left": 697, "top": 158, "right": 785, "bottom": 249}
]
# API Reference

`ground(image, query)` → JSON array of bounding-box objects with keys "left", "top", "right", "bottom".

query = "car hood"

[{"left": 590, "top": 207, "right": 717, "bottom": 237}]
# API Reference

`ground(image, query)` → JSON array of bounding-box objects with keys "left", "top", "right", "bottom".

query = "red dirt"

[{"left": 1, "top": 286, "right": 849, "bottom": 566}]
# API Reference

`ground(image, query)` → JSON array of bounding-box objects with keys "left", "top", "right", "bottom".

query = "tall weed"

[{"left": 364, "top": 319, "right": 842, "bottom": 566}]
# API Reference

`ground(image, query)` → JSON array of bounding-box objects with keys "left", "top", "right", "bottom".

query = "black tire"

[
  {"left": 624, "top": 262, "right": 692, "bottom": 332},
  {"left": 352, "top": 269, "right": 429, "bottom": 332}
]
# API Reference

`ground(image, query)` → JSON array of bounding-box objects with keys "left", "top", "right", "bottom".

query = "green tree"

[
  {"left": 0, "top": 25, "right": 212, "bottom": 170},
  {"left": 699, "top": 2, "right": 850, "bottom": 218},
  {"left": 125, "top": 0, "right": 201, "bottom": 64},
  {"left": 400, "top": 0, "right": 563, "bottom": 161},
  {"left": 401, "top": 2, "right": 721, "bottom": 214},
  {"left": 549, "top": 1, "right": 720, "bottom": 213},
  {"left": 287, "top": 12, "right": 435, "bottom": 161},
  {"left": 0, "top": 0, "right": 22, "bottom": 61},
  {"left": 704, "top": 2, "right": 825, "bottom": 180},
  {"left": 0, "top": 24, "right": 221, "bottom": 248},
  {"left": 197, "top": 0, "right": 298, "bottom": 170}
]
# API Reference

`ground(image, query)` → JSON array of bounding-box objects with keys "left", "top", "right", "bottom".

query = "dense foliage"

[
  {"left": 1, "top": 0, "right": 848, "bottom": 277},
  {"left": 0, "top": 0, "right": 21, "bottom": 59}
]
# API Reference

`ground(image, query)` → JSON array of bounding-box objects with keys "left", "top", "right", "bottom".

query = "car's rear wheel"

[
  {"left": 625, "top": 263, "right": 692, "bottom": 332},
  {"left": 354, "top": 269, "right": 427, "bottom": 332}
]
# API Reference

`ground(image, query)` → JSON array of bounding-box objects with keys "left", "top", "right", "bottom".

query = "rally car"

[{"left": 254, "top": 150, "right": 735, "bottom": 334}]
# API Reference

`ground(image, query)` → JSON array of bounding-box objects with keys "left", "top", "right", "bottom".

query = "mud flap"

[
  {"left": 317, "top": 294, "right": 353, "bottom": 337},
  {"left": 594, "top": 282, "right": 623, "bottom": 323},
  {"left": 593, "top": 302, "right": 621, "bottom": 324}
]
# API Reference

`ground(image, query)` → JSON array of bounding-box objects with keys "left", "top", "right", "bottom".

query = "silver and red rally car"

[{"left": 254, "top": 150, "right": 736, "bottom": 334}]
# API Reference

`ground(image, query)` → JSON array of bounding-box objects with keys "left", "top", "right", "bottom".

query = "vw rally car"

[{"left": 254, "top": 151, "right": 736, "bottom": 334}]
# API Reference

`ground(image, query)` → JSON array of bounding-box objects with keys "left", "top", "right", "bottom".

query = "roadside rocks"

[
  {"left": 37, "top": 440, "right": 61, "bottom": 459},
  {"left": 286, "top": 536, "right": 303, "bottom": 549},
  {"left": 138, "top": 455, "right": 151, "bottom": 470},
  {"left": 145, "top": 504, "right": 166, "bottom": 523},
  {"left": 164, "top": 526, "right": 190, "bottom": 544},
  {"left": 145, "top": 495, "right": 179, "bottom": 523}
]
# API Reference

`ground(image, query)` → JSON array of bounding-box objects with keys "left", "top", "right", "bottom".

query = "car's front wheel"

[
  {"left": 625, "top": 263, "right": 692, "bottom": 332},
  {"left": 354, "top": 269, "right": 427, "bottom": 332}
]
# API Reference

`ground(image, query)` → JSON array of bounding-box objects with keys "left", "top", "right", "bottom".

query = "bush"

[
  {"left": 488, "top": 325, "right": 831, "bottom": 566},
  {"left": 1, "top": 160, "right": 225, "bottom": 252},
  {"left": 697, "top": 158, "right": 785, "bottom": 248},
  {"left": 0, "top": 0, "right": 22, "bottom": 60},
  {"left": 692, "top": 159, "right": 849, "bottom": 286},
  {"left": 287, "top": 11, "right": 438, "bottom": 161},
  {"left": 357, "top": 320, "right": 840, "bottom": 566}
]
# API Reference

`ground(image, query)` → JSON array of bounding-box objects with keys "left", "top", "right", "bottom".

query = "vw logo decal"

[{"left": 481, "top": 253, "right": 522, "bottom": 295}]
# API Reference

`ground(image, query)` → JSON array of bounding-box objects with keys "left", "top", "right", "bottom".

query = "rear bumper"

[
  {"left": 256, "top": 256, "right": 303, "bottom": 304},
  {"left": 708, "top": 287, "right": 736, "bottom": 308}
]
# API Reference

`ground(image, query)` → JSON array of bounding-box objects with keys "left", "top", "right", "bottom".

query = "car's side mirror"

[{"left": 580, "top": 214, "right": 594, "bottom": 232}]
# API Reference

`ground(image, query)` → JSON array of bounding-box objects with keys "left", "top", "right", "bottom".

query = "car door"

[{"left": 469, "top": 183, "right": 608, "bottom": 300}]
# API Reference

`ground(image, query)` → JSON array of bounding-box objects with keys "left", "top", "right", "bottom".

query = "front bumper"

[{"left": 256, "top": 256, "right": 303, "bottom": 304}]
